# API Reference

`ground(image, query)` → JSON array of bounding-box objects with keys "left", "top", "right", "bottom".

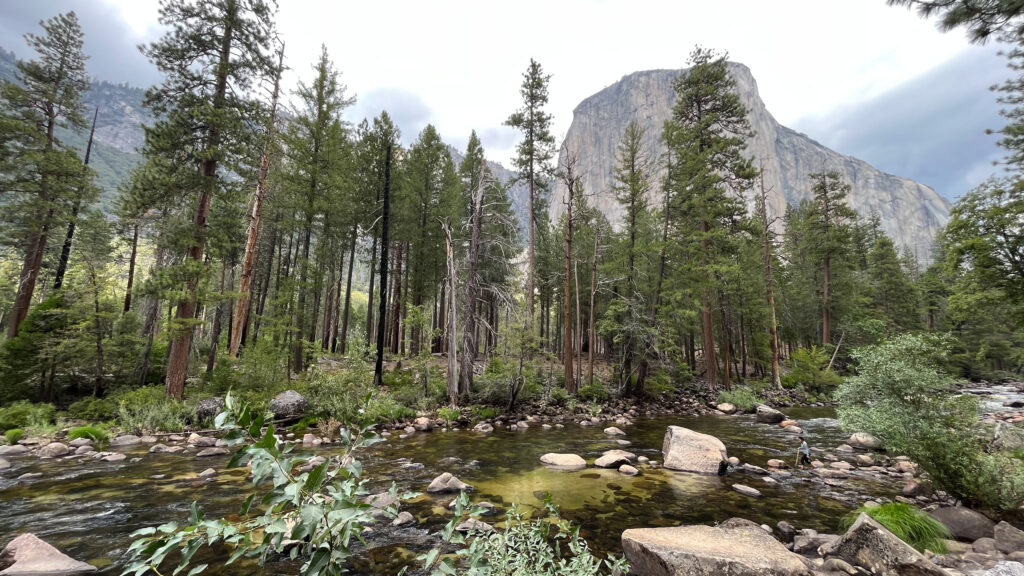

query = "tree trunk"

[
  {"left": 700, "top": 221, "right": 718, "bottom": 390},
  {"left": 231, "top": 48, "right": 282, "bottom": 357},
  {"left": 338, "top": 224, "right": 358, "bottom": 353},
  {"left": 459, "top": 169, "right": 485, "bottom": 396},
  {"left": 54, "top": 107, "right": 100, "bottom": 292},
  {"left": 822, "top": 254, "right": 831, "bottom": 345},
  {"left": 563, "top": 176, "right": 575, "bottom": 394},
  {"left": 443, "top": 220, "right": 458, "bottom": 405},
  {"left": 587, "top": 229, "right": 599, "bottom": 389},
  {"left": 372, "top": 146, "right": 392, "bottom": 387},
  {"left": 165, "top": 11, "right": 235, "bottom": 399},
  {"left": 123, "top": 223, "right": 139, "bottom": 313},
  {"left": 206, "top": 260, "right": 228, "bottom": 373}
]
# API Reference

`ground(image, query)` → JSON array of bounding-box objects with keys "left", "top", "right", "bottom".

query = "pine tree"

[
  {"left": 664, "top": 47, "right": 757, "bottom": 390},
  {"left": 808, "top": 171, "right": 857, "bottom": 345},
  {"left": 505, "top": 59, "right": 555, "bottom": 338},
  {"left": 1, "top": 11, "right": 90, "bottom": 339},
  {"left": 142, "top": 0, "right": 277, "bottom": 399},
  {"left": 887, "top": 0, "right": 1024, "bottom": 43}
]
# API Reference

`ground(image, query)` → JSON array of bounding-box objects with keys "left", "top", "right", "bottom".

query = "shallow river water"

[{"left": 0, "top": 407, "right": 907, "bottom": 574}]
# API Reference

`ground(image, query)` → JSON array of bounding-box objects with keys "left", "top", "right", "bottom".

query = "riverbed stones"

[
  {"left": 0, "top": 458, "right": 8, "bottom": 470},
  {"left": 755, "top": 405, "right": 785, "bottom": 424},
  {"left": 269, "top": 390, "right": 308, "bottom": 419},
  {"left": 109, "top": 435, "right": 141, "bottom": 447},
  {"left": 732, "top": 484, "right": 761, "bottom": 497},
  {"left": 197, "top": 468, "right": 217, "bottom": 479},
  {"left": 792, "top": 533, "right": 838, "bottom": 557},
  {"left": 996, "top": 521, "right": 1024, "bottom": 554},
  {"left": 149, "top": 444, "right": 183, "bottom": 454},
  {"left": 604, "top": 426, "right": 625, "bottom": 436},
  {"left": 981, "top": 561, "right": 1024, "bottom": 576},
  {"left": 392, "top": 511, "right": 416, "bottom": 527},
  {"left": 455, "top": 518, "right": 493, "bottom": 533},
  {"left": 0, "top": 445, "right": 26, "bottom": 456},
  {"left": 37, "top": 443, "right": 69, "bottom": 458},
  {"left": 820, "top": 512, "right": 947, "bottom": 576},
  {"left": 413, "top": 417, "right": 433, "bottom": 431},
  {"left": 767, "top": 459, "right": 788, "bottom": 469},
  {"left": 780, "top": 420, "right": 798, "bottom": 428},
  {"left": 67, "top": 438, "right": 91, "bottom": 448},
  {"left": 472, "top": 422, "right": 493, "bottom": 433},
  {"left": 661, "top": 426, "right": 728, "bottom": 475},
  {"left": 716, "top": 402, "right": 737, "bottom": 414},
  {"left": 619, "top": 464, "right": 639, "bottom": 476},
  {"left": 426, "top": 472, "right": 472, "bottom": 493},
  {"left": 102, "top": 453, "right": 126, "bottom": 462},
  {"left": 187, "top": 434, "right": 217, "bottom": 447},
  {"left": 594, "top": 449, "right": 636, "bottom": 468},
  {"left": 621, "top": 520, "right": 812, "bottom": 576},
  {"left": 848, "top": 432, "right": 881, "bottom": 450},
  {"left": 539, "top": 453, "right": 587, "bottom": 471},
  {"left": 0, "top": 533, "right": 97, "bottom": 575},
  {"left": 195, "top": 447, "right": 229, "bottom": 457}
]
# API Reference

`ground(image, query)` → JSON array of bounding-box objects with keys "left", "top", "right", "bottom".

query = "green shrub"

[
  {"left": 548, "top": 386, "right": 569, "bottom": 407},
  {"left": 840, "top": 503, "right": 950, "bottom": 553},
  {"left": 112, "top": 386, "right": 192, "bottom": 434},
  {"left": 837, "top": 333, "right": 1024, "bottom": 510},
  {"left": 438, "top": 407, "right": 460, "bottom": 426},
  {"left": 0, "top": 401, "right": 56, "bottom": 431},
  {"left": 306, "top": 369, "right": 414, "bottom": 425},
  {"left": 643, "top": 371, "right": 676, "bottom": 398},
  {"left": 782, "top": 346, "right": 842, "bottom": 395},
  {"left": 5, "top": 428, "right": 24, "bottom": 445},
  {"left": 471, "top": 405, "right": 499, "bottom": 421},
  {"left": 68, "top": 396, "right": 117, "bottom": 421},
  {"left": 577, "top": 381, "right": 610, "bottom": 403},
  {"left": 717, "top": 387, "right": 761, "bottom": 412},
  {"left": 68, "top": 425, "right": 109, "bottom": 443}
]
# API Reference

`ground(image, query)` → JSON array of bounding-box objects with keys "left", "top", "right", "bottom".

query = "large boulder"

[
  {"left": 412, "top": 417, "right": 433, "bottom": 432},
  {"left": 594, "top": 450, "right": 636, "bottom": 469},
  {"left": 980, "top": 562, "right": 1024, "bottom": 576},
  {"left": 109, "top": 435, "right": 141, "bottom": 447},
  {"left": 195, "top": 396, "right": 224, "bottom": 423},
  {"left": 621, "top": 519, "right": 812, "bottom": 576},
  {"left": 819, "top": 512, "right": 947, "bottom": 576},
  {"left": 716, "top": 403, "right": 737, "bottom": 414},
  {"left": 0, "top": 533, "right": 97, "bottom": 575},
  {"left": 755, "top": 405, "right": 785, "bottom": 424},
  {"left": 426, "top": 472, "right": 472, "bottom": 493},
  {"left": 0, "top": 445, "right": 27, "bottom": 456},
  {"left": 929, "top": 507, "right": 994, "bottom": 541},
  {"left": 269, "top": 390, "right": 308, "bottom": 420},
  {"left": 0, "top": 458, "right": 9, "bottom": 470},
  {"left": 539, "top": 453, "right": 587, "bottom": 471},
  {"left": 996, "top": 521, "right": 1024, "bottom": 554},
  {"left": 848, "top": 432, "right": 882, "bottom": 450},
  {"left": 661, "top": 426, "right": 728, "bottom": 475}
]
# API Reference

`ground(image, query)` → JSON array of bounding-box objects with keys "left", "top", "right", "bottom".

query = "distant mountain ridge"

[{"left": 553, "top": 64, "right": 952, "bottom": 260}]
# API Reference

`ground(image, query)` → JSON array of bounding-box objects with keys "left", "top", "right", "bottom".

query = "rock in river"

[
  {"left": 621, "top": 518, "right": 811, "bottom": 576},
  {"left": 604, "top": 426, "right": 626, "bottom": 436},
  {"left": 426, "top": 472, "right": 473, "bottom": 493},
  {"left": 716, "top": 403, "right": 737, "bottom": 414},
  {"left": 109, "top": 435, "right": 141, "bottom": 447},
  {"left": 539, "top": 453, "right": 587, "bottom": 471},
  {"left": 0, "top": 532, "right": 97, "bottom": 574},
  {"left": 820, "top": 512, "right": 947, "bottom": 576},
  {"left": 755, "top": 405, "right": 785, "bottom": 424},
  {"left": 37, "top": 443, "right": 69, "bottom": 458},
  {"left": 732, "top": 484, "right": 761, "bottom": 497},
  {"left": 661, "top": 426, "right": 728, "bottom": 475},
  {"left": 0, "top": 445, "right": 27, "bottom": 456},
  {"left": 594, "top": 449, "right": 636, "bottom": 468},
  {"left": 847, "top": 432, "right": 881, "bottom": 450}
]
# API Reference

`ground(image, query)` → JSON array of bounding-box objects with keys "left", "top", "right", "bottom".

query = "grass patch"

[
  {"left": 841, "top": 502, "right": 950, "bottom": 553},
  {"left": 67, "top": 425, "right": 109, "bottom": 443},
  {"left": 5, "top": 428, "right": 24, "bottom": 445},
  {"left": 0, "top": 401, "right": 55, "bottom": 431}
]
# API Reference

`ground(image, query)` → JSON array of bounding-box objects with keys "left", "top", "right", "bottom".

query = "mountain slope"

[{"left": 553, "top": 64, "right": 951, "bottom": 260}]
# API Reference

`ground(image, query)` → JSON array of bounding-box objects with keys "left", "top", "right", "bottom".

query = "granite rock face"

[{"left": 552, "top": 64, "right": 950, "bottom": 260}]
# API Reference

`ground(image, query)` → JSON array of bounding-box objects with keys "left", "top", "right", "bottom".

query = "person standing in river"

[{"left": 798, "top": 436, "right": 812, "bottom": 467}]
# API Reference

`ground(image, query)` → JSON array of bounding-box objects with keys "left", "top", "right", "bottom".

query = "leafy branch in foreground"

[{"left": 121, "top": 392, "right": 411, "bottom": 576}]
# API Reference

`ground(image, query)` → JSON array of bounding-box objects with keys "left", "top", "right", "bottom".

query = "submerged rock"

[
  {"left": 0, "top": 532, "right": 97, "bottom": 575},
  {"left": 661, "top": 426, "right": 727, "bottom": 475},
  {"left": 731, "top": 484, "right": 761, "bottom": 497},
  {"left": 820, "top": 512, "right": 946, "bottom": 576},
  {"left": 539, "top": 453, "right": 587, "bottom": 471},
  {"left": 0, "top": 446, "right": 27, "bottom": 456},
  {"left": 391, "top": 511, "right": 416, "bottom": 527},
  {"left": 455, "top": 518, "right": 493, "bottom": 533},
  {"left": 195, "top": 447, "right": 229, "bottom": 457},
  {"left": 412, "top": 417, "right": 433, "bottom": 432},
  {"left": 621, "top": 518, "right": 811, "bottom": 576},
  {"left": 472, "top": 422, "right": 493, "bottom": 433},
  {"left": 109, "top": 435, "right": 141, "bottom": 447},
  {"left": 716, "top": 403, "right": 737, "bottom": 414},
  {"left": 618, "top": 464, "right": 639, "bottom": 476},
  {"left": 603, "top": 426, "right": 626, "bottom": 436}
]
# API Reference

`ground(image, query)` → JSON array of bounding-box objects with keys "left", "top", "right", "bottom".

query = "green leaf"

[
  {"left": 304, "top": 461, "right": 328, "bottom": 491},
  {"left": 239, "top": 493, "right": 256, "bottom": 516},
  {"left": 305, "top": 544, "right": 331, "bottom": 576}
]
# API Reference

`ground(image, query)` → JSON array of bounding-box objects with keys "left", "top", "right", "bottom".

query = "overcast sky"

[{"left": 0, "top": 0, "right": 1008, "bottom": 200}]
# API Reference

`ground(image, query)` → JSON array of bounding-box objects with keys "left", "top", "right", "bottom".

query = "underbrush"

[
  {"left": 717, "top": 387, "right": 761, "bottom": 412},
  {"left": 840, "top": 502, "right": 949, "bottom": 553},
  {"left": 112, "top": 386, "right": 192, "bottom": 434},
  {"left": 0, "top": 401, "right": 56, "bottom": 432},
  {"left": 305, "top": 369, "right": 415, "bottom": 425},
  {"left": 68, "top": 425, "right": 109, "bottom": 443}
]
